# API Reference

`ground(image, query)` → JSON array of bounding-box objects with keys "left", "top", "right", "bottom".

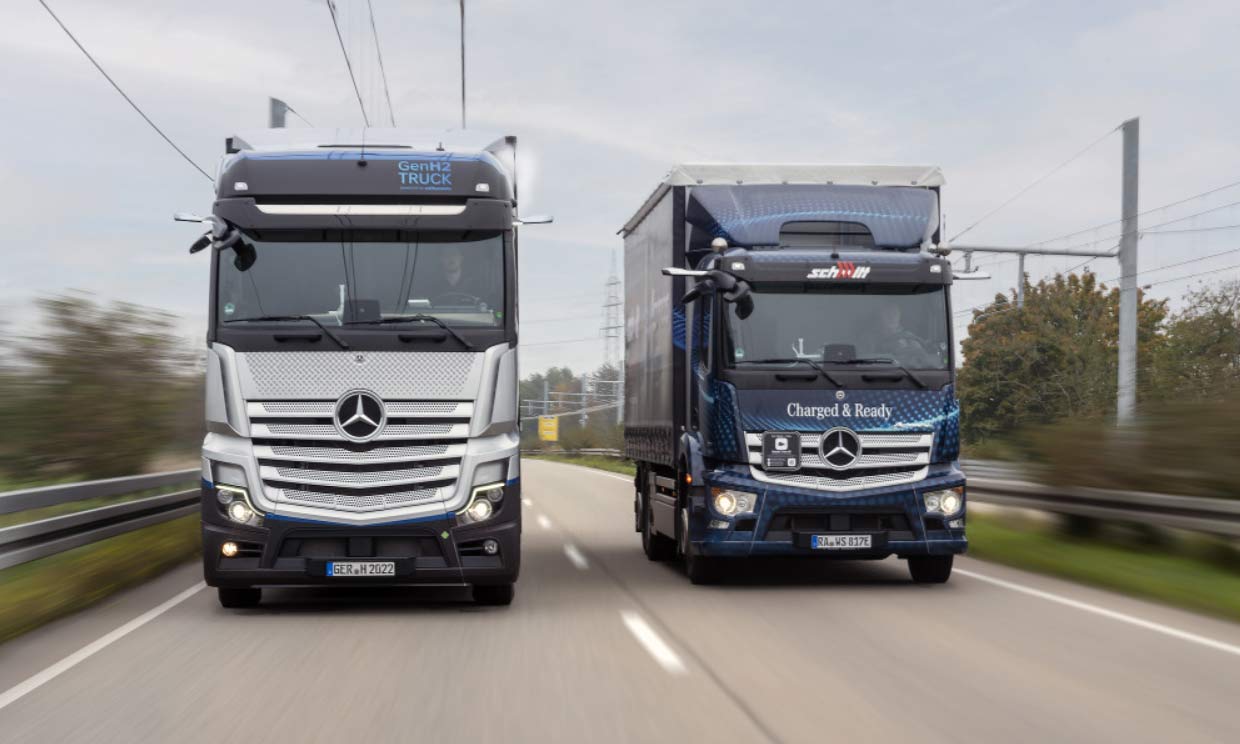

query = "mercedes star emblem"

[
  {"left": 333, "top": 390, "right": 386, "bottom": 442},
  {"left": 819, "top": 427, "right": 862, "bottom": 470}
]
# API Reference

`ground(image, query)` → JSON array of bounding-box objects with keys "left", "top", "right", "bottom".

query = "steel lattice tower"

[{"left": 600, "top": 251, "right": 623, "bottom": 370}]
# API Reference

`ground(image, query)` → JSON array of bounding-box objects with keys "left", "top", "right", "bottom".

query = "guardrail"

[
  {"left": 0, "top": 469, "right": 201, "bottom": 570},
  {"left": 522, "top": 448, "right": 624, "bottom": 458}
]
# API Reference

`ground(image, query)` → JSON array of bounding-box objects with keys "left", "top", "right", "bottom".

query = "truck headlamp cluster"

[
  {"left": 459, "top": 483, "right": 504, "bottom": 525},
  {"left": 923, "top": 487, "right": 965, "bottom": 517},
  {"left": 216, "top": 484, "right": 264, "bottom": 527},
  {"left": 711, "top": 488, "right": 758, "bottom": 518}
]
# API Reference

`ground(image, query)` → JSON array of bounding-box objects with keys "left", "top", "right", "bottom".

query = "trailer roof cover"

[{"left": 686, "top": 184, "right": 938, "bottom": 249}]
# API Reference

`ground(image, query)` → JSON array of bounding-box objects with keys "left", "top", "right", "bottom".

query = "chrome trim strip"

[
  {"left": 253, "top": 443, "right": 466, "bottom": 465},
  {"left": 250, "top": 422, "right": 470, "bottom": 441},
  {"left": 259, "top": 464, "right": 460, "bottom": 489},
  {"left": 749, "top": 465, "right": 930, "bottom": 493},
  {"left": 744, "top": 431, "right": 933, "bottom": 449}
]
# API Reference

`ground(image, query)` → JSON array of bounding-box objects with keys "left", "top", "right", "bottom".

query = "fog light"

[
  {"left": 709, "top": 519, "right": 731, "bottom": 530},
  {"left": 228, "top": 501, "right": 254, "bottom": 524},
  {"left": 483, "top": 539, "right": 499, "bottom": 555},
  {"left": 221, "top": 541, "right": 239, "bottom": 558}
]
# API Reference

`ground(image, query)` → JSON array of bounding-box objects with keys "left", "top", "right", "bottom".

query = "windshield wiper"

[
  {"left": 737, "top": 358, "right": 842, "bottom": 387},
  {"left": 830, "top": 357, "right": 927, "bottom": 389},
  {"left": 344, "top": 314, "right": 475, "bottom": 351},
  {"left": 224, "top": 315, "right": 349, "bottom": 350}
]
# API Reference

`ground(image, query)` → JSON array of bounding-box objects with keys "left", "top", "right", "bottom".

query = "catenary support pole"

[
  {"left": 268, "top": 98, "right": 287, "bottom": 128},
  {"left": 1117, "top": 118, "right": 1140, "bottom": 423},
  {"left": 1016, "top": 253, "right": 1026, "bottom": 308},
  {"left": 459, "top": 0, "right": 466, "bottom": 129}
]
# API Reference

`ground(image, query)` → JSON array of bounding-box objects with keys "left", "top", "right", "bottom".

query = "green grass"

[
  {"left": 968, "top": 513, "right": 1240, "bottom": 623},
  {"left": 528, "top": 453, "right": 636, "bottom": 477},
  {"left": 0, "top": 515, "right": 201, "bottom": 645}
]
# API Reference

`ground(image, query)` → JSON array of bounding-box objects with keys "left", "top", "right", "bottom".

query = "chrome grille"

[
  {"left": 251, "top": 398, "right": 470, "bottom": 514},
  {"left": 744, "top": 431, "right": 932, "bottom": 492}
]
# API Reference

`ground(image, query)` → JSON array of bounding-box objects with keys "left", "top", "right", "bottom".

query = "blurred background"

[{"left": 2, "top": 1, "right": 1240, "bottom": 741}]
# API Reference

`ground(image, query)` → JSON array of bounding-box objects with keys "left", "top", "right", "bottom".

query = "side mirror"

[
  {"left": 517, "top": 214, "right": 554, "bottom": 225},
  {"left": 722, "top": 282, "right": 754, "bottom": 319},
  {"left": 232, "top": 240, "right": 257, "bottom": 272},
  {"left": 954, "top": 270, "right": 992, "bottom": 281},
  {"left": 188, "top": 234, "right": 212, "bottom": 254}
]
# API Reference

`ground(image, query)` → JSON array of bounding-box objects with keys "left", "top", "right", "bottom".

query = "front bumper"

[
  {"left": 201, "top": 479, "right": 521, "bottom": 588},
  {"left": 689, "top": 465, "right": 967, "bottom": 559}
]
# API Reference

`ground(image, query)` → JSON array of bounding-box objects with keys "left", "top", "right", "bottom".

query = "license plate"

[
  {"left": 326, "top": 561, "right": 395, "bottom": 577},
  {"left": 812, "top": 534, "right": 872, "bottom": 550}
]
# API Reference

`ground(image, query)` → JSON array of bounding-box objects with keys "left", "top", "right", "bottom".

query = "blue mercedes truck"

[
  {"left": 622, "top": 164, "right": 967, "bottom": 584},
  {"left": 181, "top": 129, "right": 546, "bottom": 607}
]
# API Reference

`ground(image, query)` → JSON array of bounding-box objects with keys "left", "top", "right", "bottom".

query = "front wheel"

[
  {"left": 472, "top": 583, "right": 515, "bottom": 606},
  {"left": 908, "top": 555, "right": 953, "bottom": 584},
  {"left": 218, "top": 587, "right": 261, "bottom": 608}
]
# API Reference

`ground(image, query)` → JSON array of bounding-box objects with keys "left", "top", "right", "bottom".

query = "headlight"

[
  {"left": 217, "top": 485, "right": 263, "bottom": 527},
  {"left": 459, "top": 482, "right": 504, "bottom": 525},
  {"left": 711, "top": 488, "right": 757, "bottom": 517},
  {"left": 923, "top": 487, "right": 965, "bottom": 516}
]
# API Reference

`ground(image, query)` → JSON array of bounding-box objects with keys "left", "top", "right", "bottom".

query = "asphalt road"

[{"left": 1, "top": 459, "right": 1238, "bottom": 743}]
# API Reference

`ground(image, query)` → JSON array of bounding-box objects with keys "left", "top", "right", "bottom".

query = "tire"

[
  {"left": 679, "top": 506, "right": 719, "bottom": 585},
  {"left": 908, "top": 555, "right": 954, "bottom": 584},
  {"left": 218, "top": 587, "right": 261, "bottom": 608},
  {"left": 641, "top": 488, "right": 676, "bottom": 562},
  {"left": 473, "top": 583, "right": 515, "bottom": 606}
]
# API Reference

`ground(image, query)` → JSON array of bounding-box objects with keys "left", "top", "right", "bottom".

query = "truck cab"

[
  {"left": 623, "top": 164, "right": 967, "bottom": 583},
  {"left": 187, "top": 129, "right": 533, "bottom": 607}
]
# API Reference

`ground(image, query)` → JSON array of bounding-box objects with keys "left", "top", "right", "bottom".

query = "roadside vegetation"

[
  {"left": 0, "top": 293, "right": 203, "bottom": 488},
  {"left": 960, "top": 275, "right": 1240, "bottom": 500},
  {"left": 968, "top": 512, "right": 1240, "bottom": 622},
  {"left": 0, "top": 515, "right": 201, "bottom": 645}
]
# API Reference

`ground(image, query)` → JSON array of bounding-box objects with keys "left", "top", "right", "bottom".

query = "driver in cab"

[
  {"left": 413, "top": 244, "right": 497, "bottom": 311},
  {"left": 872, "top": 303, "right": 936, "bottom": 367}
]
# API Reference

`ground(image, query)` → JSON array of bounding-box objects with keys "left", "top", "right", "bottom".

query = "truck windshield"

[
  {"left": 725, "top": 285, "right": 950, "bottom": 370},
  {"left": 216, "top": 231, "right": 504, "bottom": 327}
]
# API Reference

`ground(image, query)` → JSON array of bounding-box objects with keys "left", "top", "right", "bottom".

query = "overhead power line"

[
  {"left": 366, "top": 0, "right": 396, "bottom": 126},
  {"left": 950, "top": 125, "right": 1119, "bottom": 242},
  {"left": 325, "top": 0, "right": 370, "bottom": 126},
  {"left": 35, "top": 0, "right": 213, "bottom": 183}
]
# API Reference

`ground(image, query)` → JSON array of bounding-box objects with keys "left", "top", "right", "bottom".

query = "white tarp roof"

[{"left": 664, "top": 163, "right": 944, "bottom": 188}]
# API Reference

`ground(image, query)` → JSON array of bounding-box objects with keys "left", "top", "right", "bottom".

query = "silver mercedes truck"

[{"left": 181, "top": 129, "right": 543, "bottom": 608}]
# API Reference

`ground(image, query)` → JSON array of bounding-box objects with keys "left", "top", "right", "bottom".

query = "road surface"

[{"left": 1, "top": 459, "right": 1237, "bottom": 743}]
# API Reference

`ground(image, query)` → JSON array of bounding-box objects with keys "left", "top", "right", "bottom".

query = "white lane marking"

[
  {"left": 621, "top": 611, "right": 687, "bottom": 675},
  {"left": 563, "top": 543, "right": 589, "bottom": 570},
  {"left": 522, "top": 498, "right": 533, "bottom": 507},
  {"left": 0, "top": 582, "right": 207, "bottom": 712},
  {"left": 957, "top": 569, "right": 1240, "bottom": 659},
  {"left": 537, "top": 514, "right": 553, "bottom": 530}
]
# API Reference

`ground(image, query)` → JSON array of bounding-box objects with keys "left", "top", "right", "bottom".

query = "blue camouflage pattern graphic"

[{"left": 735, "top": 386, "right": 960, "bottom": 462}]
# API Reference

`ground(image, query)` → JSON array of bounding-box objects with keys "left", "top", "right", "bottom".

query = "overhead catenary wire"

[
  {"left": 949, "top": 125, "right": 1119, "bottom": 243},
  {"left": 366, "top": 0, "right": 397, "bottom": 126},
  {"left": 34, "top": 0, "right": 213, "bottom": 184},
  {"left": 325, "top": 0, "right": 370, "bottom": 126}
]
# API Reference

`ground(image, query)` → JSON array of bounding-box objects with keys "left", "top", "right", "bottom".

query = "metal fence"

[
  {"left": 3, "top": 456, "right": 1235, "bottom": 573},
  {"left": 0, "top": 469, "right": 200, "bottom": 570}
]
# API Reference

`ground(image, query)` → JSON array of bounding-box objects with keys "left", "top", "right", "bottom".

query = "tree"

[
  {"left": 0, "top": 293, "right": 202, "bottom": 481},
  {"left": 1147, "top": 280, "right": 1240, "bottom": 401},
  {"left": 957, "top": 271, "right": 1166, "bottom": 444}
]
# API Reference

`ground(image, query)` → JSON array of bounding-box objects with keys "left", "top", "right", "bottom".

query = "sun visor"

[{"left": 685, "top": 184, "right": 939, "bottom": 254}]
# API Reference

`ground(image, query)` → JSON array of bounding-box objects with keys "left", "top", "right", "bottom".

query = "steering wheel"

[{"left": 432, "top": 291, "right": 484, "bottom": 308}]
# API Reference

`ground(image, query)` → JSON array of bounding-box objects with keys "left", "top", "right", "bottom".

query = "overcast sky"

[{"left": 4, "top": 0, "right": 1240, "bottom": 375}]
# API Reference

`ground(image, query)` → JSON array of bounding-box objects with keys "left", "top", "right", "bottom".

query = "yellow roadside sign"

[{"left": 538, "top": 415, "right": 559, "bottom": 442}]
